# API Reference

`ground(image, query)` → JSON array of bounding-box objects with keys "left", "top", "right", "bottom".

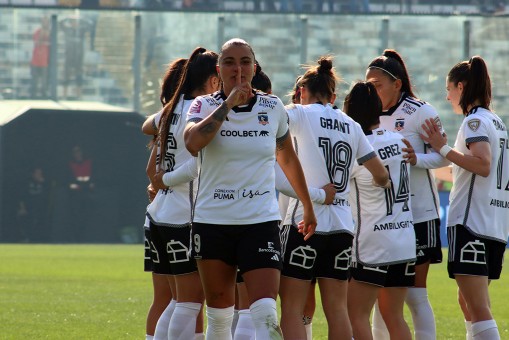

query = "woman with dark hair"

[
  {"left": 366, "top": 49, "right": 449, "bottom": 340},
  {"left": 148, "top": 47, "right": 220, "bottom": 340},
  {"left": 184, "top": 38, "right": 316, "bottom": 340},
  {"left": 279, "top": 56, "right": 389, "bottom": 340},
  {"left": 345, "top": 81, "right": 416, "bottom": 340},
  {"left": 421, "top": 56, "right": 508, "bottom": 340}
]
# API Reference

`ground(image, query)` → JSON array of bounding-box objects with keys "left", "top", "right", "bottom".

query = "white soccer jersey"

[
  {"left": 350, "top": 128, "right": 416, "bottom": 265},
  {"left": 146, "top": 96, "right": 196, "bottom": 226},
  {"left": 379, "top": 93, "right": 449, "bottom": 223},
  {"left": 187, "top": 90, "right": 288, "bottom": 225},
  {"left": 283, "top": 103, "right": 376, "bottom": 234},
  {"left": 448, "top": 107, "right": 509, "bottom": 243}
]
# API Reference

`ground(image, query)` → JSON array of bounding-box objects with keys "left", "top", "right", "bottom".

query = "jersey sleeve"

[
  {"left": 354, "top": 123, "right": 376, "bottom": 164},
  {"left": 274, "top": 163, "right": 326, "bottom": 204},
  {"left": 153, "top": 110, "right": 162, "bottom": 129},
  {"left": 186, "top": 96, "right": 213, "bottom": 124},
  {"left": 162, "top": 157, "right": 198, "bottom": 187},
  {"left": 285, "top": 104, "right": 302, "bottom": 136},
  {"left": 276, "top": 99, "right": 290, "bottom": 139},
  {"left": 463, "top": 115, "right": 490, "bottom": 147}
]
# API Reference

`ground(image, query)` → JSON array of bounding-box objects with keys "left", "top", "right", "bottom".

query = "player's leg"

[{"left": 279, "top": 275, "right": 310, "bottom": 339}]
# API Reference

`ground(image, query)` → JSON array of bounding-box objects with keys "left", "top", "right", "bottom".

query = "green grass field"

[{"left": 0, "top": 244, "right": 507, "bottom": 339}]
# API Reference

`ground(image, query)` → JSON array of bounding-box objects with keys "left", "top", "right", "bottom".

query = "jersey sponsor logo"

[
  {"left": 373, "top": 220, "right": 413, "bottom": 231},
  {"left": 258, "top": 97, "right": 277, "bottom": 109},
  {"left": 258, "top": 242, "right": 281, "bottom": 257},
  {"left": 166, "top": 240, "right": 190, "bottom": 263},
  {"left": 242, "top": 189, "right": 270, "bottom": 198},
  {"left": 189, "top": 100, "right": 202, "bottom": 114},
  {"left": 401, "top": 102, "right": 416, "bottom": 115},
  {"left": 490, "top": 199, "right": 509, "bottom": 208},
  {"left": 258, "top": 112, "right": 269, "bottom": 125},
  {"left": 334, "top": 247, "right": 351, "bottom": 270},
  {"left": 205, "top": 97, "right": 220, "bottom": 107},
  {"left": 395, "top": 119, "right": 405, "bottom": 131},
  {"left": 377, "top": 143, "right": 402, "bottom": 160},
  {"left": 492, "top": 119, "right": 507, "bottom": 131},
  {"left": 213, "top": 188, "right": 236, "bottom": 200},
  {"left": 332, "top": 198, "right": 349, "bottom": 206},
  {"left": 377, "top": 130, "right": 384, "bottom": 135},
  {"left": 289, "top": 245, "right": 316, "bottom": 269},
  {"left": 460, "top": 240, "right": 486, "bottom": 264},
  {"left": 468, "top": 119, "right": 480, "bottom": 132},
  {"left": 320, "top": 117, "right": 351, "bottom": 133},
  {"left": 220, "top": 130, "right": 268, "bottom": 137}
]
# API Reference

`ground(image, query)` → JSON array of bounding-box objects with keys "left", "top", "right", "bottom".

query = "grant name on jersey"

[{"left": 320, "top": 117, "right": 351, "bottom": 133}]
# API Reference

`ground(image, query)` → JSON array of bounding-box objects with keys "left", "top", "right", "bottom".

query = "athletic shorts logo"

[
  {"left": 334, "top": 247, "right": 351, "bottom": 270},
  {"left": 468, "top": 119, "right": 480, "bottom": 132},
  {"left": 167, "top": 240, "right": 190, "bottom": 263},
  {"left": 395, "top": 119, "right": 405, "bottom": 131},
  {"left": 289, "top": 246, "right": 316, "bottom": 269},
  {"left": 271, "top": 254, "right": 279, "bottom": 261},
  {"left": 190, "top": 100, "right": 202, "bottom": 114},
  {"left": 258, "top": 112, "right": 269, "bottom": 125},
  {"left": 460, "top": 240, "right": 486, "bottom": 264}
]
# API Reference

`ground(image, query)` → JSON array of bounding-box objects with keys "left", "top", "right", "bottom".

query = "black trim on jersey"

[
  {"left": 191, "top": 153, "right": 204, "bottom": 224},
  {"left": 218, "top": 90, "right": 258, "bottom": 113},
  {"left": 276, "top": 129, "right": 290, "bottom": 146},
  {"left": 290, "top": 137, "right": 301, "bottom": 227},
  {"left": 188, "top": 117, "right": 203, "bottom": 124},
  {"left": 145, "top": 212, "right": 191, "bottom": 228},
  {"left": 381, "top": 93, "right": 406, "bottom": 116},
  {"left": 462, "top": 173, "right": 476, "bottom": 226},
  {"left": 183, "top": 94, "right": 196, "bottom": 100},
  {"left": 463, "top": 225, "right": 508, "bottom": 245},
  {"left": 466, "top": 106, "right": 483, "bottom": 117},
  {"left": 353, "top": 179, "right": 362, "bottom": 264},
  {"left": 466, "top": 136, "right": 489, "bottom": 145},
  {"left": 357, "top": 151, "right": 376, "bottom": 165},
  {"left": 404, "top": 96, "right": 424, "bottom": 107}
]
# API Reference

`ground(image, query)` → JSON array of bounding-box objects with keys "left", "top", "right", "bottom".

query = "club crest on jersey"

[
  {"left": 258, "top": 112, "right": 269, "bottom": 125},
  {"left": 189, "top": 101, "right": 202, "bottom": 114},
  {"left": 395, "top": 119, "right": 405, "bottom": 131},
  {"left": 468, "top": 119, "right": 480, "bottom": 132}
]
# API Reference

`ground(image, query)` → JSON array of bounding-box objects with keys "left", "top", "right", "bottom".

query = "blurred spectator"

[
  {"left": 59, "top": 14, "right": 93, "bottom": 99},
  {"left": 68, "top": 145, "right": 94, "bottom": 191},
  {"left": 17, "top": 167, "right": 51, "bottom": 242},
  {"left": 30, "top": 16, "right": 50, "bottom": 99}
]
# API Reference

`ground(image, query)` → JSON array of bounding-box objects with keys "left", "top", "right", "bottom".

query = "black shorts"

[
  {"left": 144, "top": 228, "right": 153, "bottom": 272},
  {"left": 414, "top": 218, "right": 443, "bottom": 265},
  {"left": 149, "top": 221, "right": 197, "bottom": 276},
  {"left": 349, "top": 261, "right": 415, "bottom": 287},
  {"left": 191, "top": 221, "right": 282, "bottom": 275},
  {"left": 280, "top": 225, "right": 352, "bottom": 281},
  {"left": 447, "top": 225, "right": 506, "bottom": 280}
]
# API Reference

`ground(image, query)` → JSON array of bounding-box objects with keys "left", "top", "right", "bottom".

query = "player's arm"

[
  {"left": 276, "top": 131, "right": 317, "bottom": 240},
  {"left": 421, "top": 118, "right": 491, "bottom": 177},
  {"left": 153, "top": 157, "right": 198, "bottom": 189},
  {"left": 142, "top": 113, "right": 158, "bottom": 136}
]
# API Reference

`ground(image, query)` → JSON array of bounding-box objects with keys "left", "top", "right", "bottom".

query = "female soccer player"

[
  {"left": 142, "top": 57, "right": 187, "bottom": 340},
  {"left": 366, "top": 49, "right": 449, "bottom": 340},
  {"left": 279, "top": 56, "right": 389, "bottom": 340},
  {"left": 345, "top": 81, "right": 416, "bottom": 340},
  {"left": 420, "top": 56, "right": 509, "bottom": 340},
  {"left": 148, "top": 47, "right": 220, "bottom": 340},
  {"left": 184, "top": 38, "right": 316, "bottom": 340}
]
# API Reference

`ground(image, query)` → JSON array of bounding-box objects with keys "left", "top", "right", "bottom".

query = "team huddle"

[{"left": 141, "top": 38, "right": 509, "bottom": 340}]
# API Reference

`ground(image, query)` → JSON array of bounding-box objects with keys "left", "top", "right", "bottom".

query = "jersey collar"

[
  {"left": 219, "top": 90, "right": 258, "bottom": 113},
  {"left": 381, "top": 92, "right": 407, "bottom": 116}
]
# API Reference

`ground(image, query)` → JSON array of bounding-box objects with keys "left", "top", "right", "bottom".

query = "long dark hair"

[
  {"left": 251, "top": 61, "right": 272, "bottom": 93},
  {"left": 343, "top": 81, "right": 382, "bottom": 134},
  {"left": 367, "top": 49, "right": 417, "bottom": 99},
  {"left": 158, "top": 47, "right": 218, "bottom": 168},
  {"left": 448, "top": 56, "right": 491, "bottom": 115},
  {"left": 160, "top": 58, "right": 187, "bottom": 107},
  {"left": 299, "top": 55, "right": 338, "bottom": 103}
]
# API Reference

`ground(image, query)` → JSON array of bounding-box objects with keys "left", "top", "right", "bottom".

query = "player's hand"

[
  {"left": 225, "top": 67, "right": 253, "bottom": 108},
  {"left": 402, "top": 138, "right": 416, "bottom": 165},
  {"left": 147, "top": 183, "right": 157, "bottom": 202},
  {"left": 297, "top": 207, "right": 317, "bottom": 241},
  {"left": 152, "top": 170, "right": 168, "bottom": 192},
  {"left": 420, "top": 118, "right": 448, "bottom": 152},
  {"left": 321, "top": 183, "right": 336, "bottom": 205}
]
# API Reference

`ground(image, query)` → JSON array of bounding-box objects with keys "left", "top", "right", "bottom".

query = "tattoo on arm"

[
  {"left": 198, "top": 102, "right": 229, "bottom": 135},
  {"left": 276, "top": 130, "right": 289, "bottom": 151}
]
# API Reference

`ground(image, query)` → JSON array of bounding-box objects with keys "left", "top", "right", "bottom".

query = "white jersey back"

[
  {"left": 147, "top": 96, "right": 195, "bottom": 226},
  {"left": 283, "top": 103, "right": 375, "bottom": 234},
  {"left": 448, "top": 107, "right": 509, "bottom": 243},
  {"left": 379, "top": 93, "right": 445, "bottom": 223},
  {"left": 350, "top": 128, "right": 416, "bottom": 265},
  {"left": 187, "top": 91, "right": 289, "bottom": 225}
]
